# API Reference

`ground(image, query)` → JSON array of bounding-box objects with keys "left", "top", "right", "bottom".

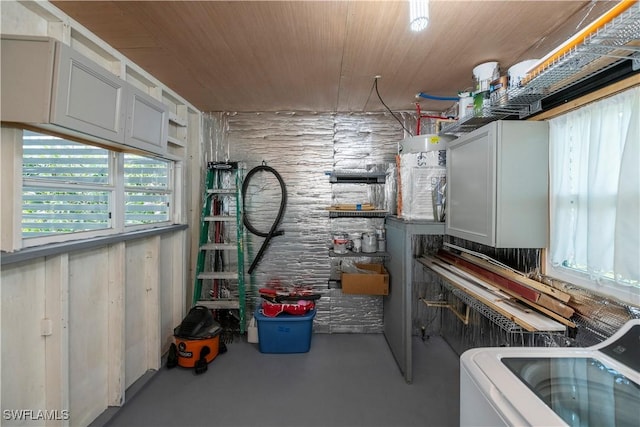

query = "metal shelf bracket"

[{"left": 421, "top": 298, "right": 470, "bottom": 325}]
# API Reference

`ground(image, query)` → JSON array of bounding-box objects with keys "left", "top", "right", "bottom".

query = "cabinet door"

[
  {"left": 446, "top": 121, "right": 548, "bottom": 248},
  {"left": 495, "top": 121, "right": 548, "bottom": 248},
  {"left": 446, "top": 125, "right": 497, "bottom": 246},
  {"left": 51, "top": 42, "right": 126, "bottom": 143},
  {"left": 0, "top": 37, "right": 55, "bottom": 123},
  {"left": 124, "top": 86, "right": 168, "bottom": 155}
]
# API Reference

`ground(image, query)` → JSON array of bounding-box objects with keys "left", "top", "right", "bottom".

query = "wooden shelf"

[
  {"left": 167, "top": 135, "right": 186, "bottom": 147},
  {"left": 168, "top": 111, "right": 187, "bottom": 127}
]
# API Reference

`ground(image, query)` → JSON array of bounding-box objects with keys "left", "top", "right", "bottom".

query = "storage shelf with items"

[
  {"left": 326, "top": 169, "right": 389, "bottom": 291},
  {"left": 441, "top": 1, "right": 640, "bottom": 135},
  {"left": 325, "top": 170, "right": 387, "bottom": 217}
]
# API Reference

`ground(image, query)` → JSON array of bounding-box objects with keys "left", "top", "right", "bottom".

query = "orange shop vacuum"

[{"left": 166, "top": 306, "right": 222, "bottom": 374}]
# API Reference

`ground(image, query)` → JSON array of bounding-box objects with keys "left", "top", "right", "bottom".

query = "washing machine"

[{"left": 460, "top": 320, "right": 640, "bottom": 426}]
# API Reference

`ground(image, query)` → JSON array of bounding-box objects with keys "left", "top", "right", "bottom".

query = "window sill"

[
  {"left": 545, "top": 262, "right": 640, "bottom": 307},
  {"left": 1, "top": 224, "right": 188, "bottom": 265}
]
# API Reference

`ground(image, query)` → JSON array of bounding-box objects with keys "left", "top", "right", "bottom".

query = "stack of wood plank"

[{"left": 428, "top": 248, "right": 576, "bottom": 329}]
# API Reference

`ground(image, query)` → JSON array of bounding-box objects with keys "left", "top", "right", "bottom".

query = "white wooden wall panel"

[
  {"left": 143, "top": 237, "right": 161, "bottom": 372},
  {"left": 0, "top": 229, "right": 187, "bottom": 426},
  {"left": 0, "top": 128, "right": 23, "bottom": 252},
  {"left": 124, "top": 240, "right": 151, "bottom": 389},
  {"left": 107, "top": 243, "right": 125, "bottom": 407},
  {"left": 160, "top": 233, "right": 185, "bottom": 352},
  {"left": 160, "top": 235, "right": 176, "bottom": 351},
  {"left": 124, "top": 236, "right": 161, "bottom": 389},
  {"left": 1, "top": 2, "right": 194, "bottom": 425},
  {"left": 1, "top": 261, "right": 47, "bottom": 416},
  {"left": 68, "top": 249, "right": 109, "bottom": 427},
  {"left": 44, "top": 255, "right": 70, "bottom": 427},
  {"left": 0, "top": 1, "right": 50, "bottom": 37}
]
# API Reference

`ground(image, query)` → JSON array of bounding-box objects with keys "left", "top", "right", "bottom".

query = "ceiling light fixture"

[{"left": 409, "top": 0, "right": 429, "bottom": 32}]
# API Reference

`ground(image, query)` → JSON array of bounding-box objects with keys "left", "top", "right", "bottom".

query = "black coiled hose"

[{"left": 242, "top": 163, "right": 287, "bottom": 274}]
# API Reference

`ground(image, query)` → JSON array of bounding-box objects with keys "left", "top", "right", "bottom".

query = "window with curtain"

[{"left": 548, "top": 86, "right": 639, "bottom": 304}]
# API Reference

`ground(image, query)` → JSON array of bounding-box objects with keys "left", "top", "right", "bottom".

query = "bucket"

[
  {"left": 458, "top": 91, "right": 474, "bottom": 119},
  {"left": 362, "top": 232, "right": 377, "bottom": 253},
  {"left": 350, "top": 233, "right": 362, "bottom": 253},
  {"left": 399, "top": 134, "right": 452, "bottom": 153},
  {"left": 332, "top": 232, "right": 349, "bottom": 254},
  {"left": 473, "top": 62, "right": 499, "bottom": 92},
  {"left": 508, "top": 59, "right": 539, "bottom": 89}
]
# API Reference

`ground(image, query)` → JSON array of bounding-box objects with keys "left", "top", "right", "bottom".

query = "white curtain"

[{"left": 549, "top": 86, "right": 639, "bottom": 287}]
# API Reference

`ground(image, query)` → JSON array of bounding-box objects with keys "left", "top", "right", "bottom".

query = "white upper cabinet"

[
  {"left": 1, "top": 37, "right": 56, "bottom": 124},
  {"left": 125, "top": 85, "right": 168, "bottom": 155},
  {"left": 445, "top": 120, "right": 549, "bottom": 248},
  {"left": 51, "top": 39, "right": 126, "bottom": 143},
  {"left": 1, "top": 36, "right": 167, "bottom": 155}
]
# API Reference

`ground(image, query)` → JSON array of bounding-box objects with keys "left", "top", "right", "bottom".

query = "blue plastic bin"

[{"left": 254, "top": 308, "right": 315, "bottom": 353}]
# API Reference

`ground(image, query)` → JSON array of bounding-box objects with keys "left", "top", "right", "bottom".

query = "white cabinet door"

[
  {"left": 0, "top": 37, "right": 55, "bottom": 123},
  {"left": 51, "top": 43, "right": 126, "bottom": 143},
  {"left": 124, "top": 86, "right": 168, "bottom": 155},
  {"left": 446, "top": 120, "right": 549, "bottom": 248},
  {"left": 2, "top": 37, "right": 169, "bottom": 156},
  {"left": 446, "top": 125, "right": 496, "bottom": 246}
]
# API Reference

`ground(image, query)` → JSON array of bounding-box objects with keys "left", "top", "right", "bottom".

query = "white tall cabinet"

[{"left": 446, "top": 120, "right": 549, "bottom": 248}]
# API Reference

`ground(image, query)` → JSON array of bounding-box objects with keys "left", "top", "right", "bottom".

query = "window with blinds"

[{"left": 22, "top": 130, "right": 173, "bottom": 242}]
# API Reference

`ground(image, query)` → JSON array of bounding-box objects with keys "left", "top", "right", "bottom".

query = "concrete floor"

[{"left": 95, "top": 333, "right": 460, "bottom": 427}]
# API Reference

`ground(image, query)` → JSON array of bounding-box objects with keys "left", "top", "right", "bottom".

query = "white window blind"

[
  {"left": 549, "top": 86, "right": 639, "bottom": 300},
  {"left": 21, "top": 130, "right": 174, "bottom": 243},
  {"left": 124, "top": 153, "right": 171, "bottom": 225},
  {"left": 22, "top": 132, "right": 112, "bottom": 237}
]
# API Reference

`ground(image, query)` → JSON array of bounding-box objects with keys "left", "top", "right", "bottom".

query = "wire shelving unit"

[{"left": 442, "top": 2, "right": 640, "bottom": 134}]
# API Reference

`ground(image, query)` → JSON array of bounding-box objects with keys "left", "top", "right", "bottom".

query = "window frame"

[
  {"left": 123, "top": 152, "right": 174, "bottom": 230},
  {"left": 545, "top": 262, "right": 639, "bottom": 307},
  {"left": 14, "top": 128, "right": 176, "bottom": 249}
]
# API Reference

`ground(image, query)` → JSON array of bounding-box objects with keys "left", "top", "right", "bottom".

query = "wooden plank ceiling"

[{"left": 52, "top": 0, "right": 614, "bottom": 113}]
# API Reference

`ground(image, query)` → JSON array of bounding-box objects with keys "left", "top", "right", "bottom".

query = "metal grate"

[
  {"left": 328, "top": 210, "right": 387, "bottom": 218},
  {"left": 442, "top": 3, "right": 640, "bottom": 134},
  {"left": 439, "top": 279, "right": 525, "bottom": 333}
]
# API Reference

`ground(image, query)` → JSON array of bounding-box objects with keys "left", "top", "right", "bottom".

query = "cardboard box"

[{"left": 341, "top": 263, "right": 389, "bottom": 295}]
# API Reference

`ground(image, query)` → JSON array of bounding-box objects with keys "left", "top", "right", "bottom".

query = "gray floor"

[{"left": 99, "top": 334, "right": 460, "bottom": 427}]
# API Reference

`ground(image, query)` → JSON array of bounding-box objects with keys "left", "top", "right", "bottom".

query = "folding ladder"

[{"left": 192, "top": 161, "right": 246, "bottom": 334}]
